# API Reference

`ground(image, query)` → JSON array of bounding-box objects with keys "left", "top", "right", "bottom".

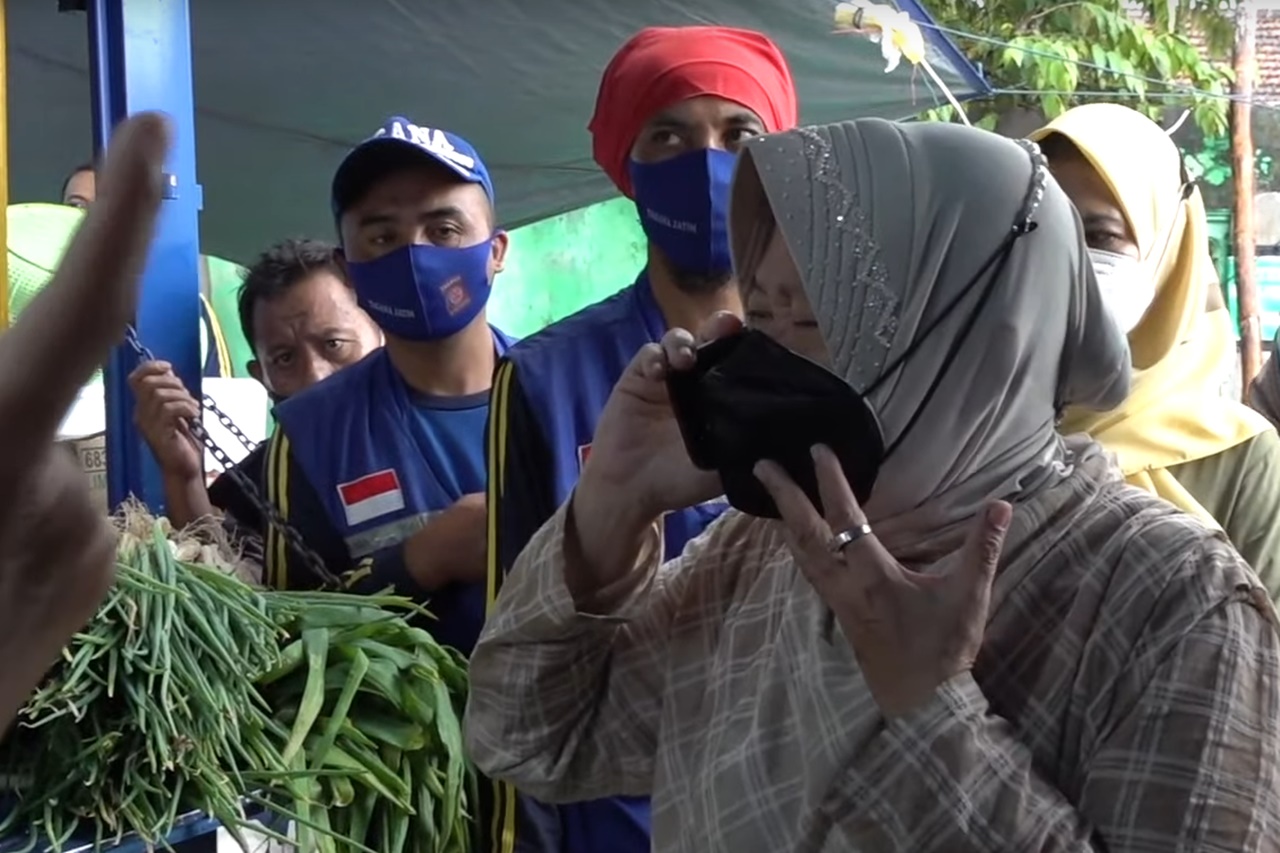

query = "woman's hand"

[
  {"left": 755, "top": 445, "right": 1012, "bottom": 717},
  {"left": 564, "top": 311, "right": 740, "bottom": 603},
  {"left": 0, "top": 112, "right": 171, "bottom": 731},
  {"left": 577, "top": 311, "right": 741, "bottom": 520}
]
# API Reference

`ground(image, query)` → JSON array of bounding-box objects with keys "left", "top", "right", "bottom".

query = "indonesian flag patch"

[{"left": 337, "top": 469, "right": 406, "bottom": 527}]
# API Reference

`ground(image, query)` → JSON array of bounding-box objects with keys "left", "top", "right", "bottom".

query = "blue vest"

[
  {"left": 504, "top": 275, "right": 727, "bottom": 853},
  {"left": 274, "top": 328, "right": 513, "bottom": 654}
]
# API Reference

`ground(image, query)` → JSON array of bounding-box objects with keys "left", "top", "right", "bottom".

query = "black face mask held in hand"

[{"left": 667, "top": 329, "right": 884, "bottom": 519}]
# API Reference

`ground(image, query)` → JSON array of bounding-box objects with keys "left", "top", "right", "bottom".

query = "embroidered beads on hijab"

[
  {"left": 729, "top": 119, "right": 1132, "bottom": 547},
  {"left": 587, "top": 26, "right": 798, "bottom": 198}
]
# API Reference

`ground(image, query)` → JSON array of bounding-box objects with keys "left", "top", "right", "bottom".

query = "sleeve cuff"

[
  {"left": 886, "top": 671, "right": 989, "bottom": 736},
  {"left": 507, "top": 500, "right": 664, "bottom": 635}
]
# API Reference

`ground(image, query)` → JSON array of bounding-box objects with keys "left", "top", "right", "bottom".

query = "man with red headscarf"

[{"left": 476, "top": 24, "right": 798, "bottom": 853}]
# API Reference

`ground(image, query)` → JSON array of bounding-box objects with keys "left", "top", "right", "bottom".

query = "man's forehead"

[
  {"left": 645, "top": 96, "right": 763, "bottom": 128},
  {"left": 350, "top": 170, "right": 486, "bottom": 215},
  {"left": 258, "top": 291, "right": 356, "bottom": 333}
]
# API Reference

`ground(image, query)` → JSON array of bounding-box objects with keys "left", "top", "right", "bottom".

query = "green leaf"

[
  {"left": 1042, "top": 93, "right": 1067, "bottom": 118},
  {"left": 1147, "top": 42, "right": 1173, "bottom": 79},
  {"left": 921, "top": 0, "right": 1234, "bottom": 138},
  {"left": 1090, "top": 42, "right": 1108, "bottom": 71}
]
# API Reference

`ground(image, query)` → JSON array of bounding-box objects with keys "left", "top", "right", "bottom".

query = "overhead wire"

[{"left": 910, "top": 16, "right": 1280, "bottom": 112}]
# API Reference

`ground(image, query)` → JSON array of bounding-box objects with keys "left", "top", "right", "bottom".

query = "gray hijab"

[{"left": 729, "top": 119, "right": 1131, "bottom": 556}]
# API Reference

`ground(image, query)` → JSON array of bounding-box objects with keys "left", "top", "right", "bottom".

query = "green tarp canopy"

[{"left": 7, "top": 1, "right": 987, "bottom": 263}]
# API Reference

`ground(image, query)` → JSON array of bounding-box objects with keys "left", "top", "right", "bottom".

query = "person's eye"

[
  {"left": 725, "top": 127, "right": 759, "bottom": 148},
  {"left": 271, "top": 352, "right": 294, "bottom": 367},
  {"left": 429, "top": 225, "right": 464, "bottom": 246},
  {"left": 651, "top": 130, "right": 682, "bottom": 147},
  {"left": 1086, "top": 230, "right": 1128, "bottom": 253},
  {"left": 324, "top": 339, "right": 348, "bottom": 351},
  {"left": 745, "top": 309, "right": 773, "bottom": 324}
]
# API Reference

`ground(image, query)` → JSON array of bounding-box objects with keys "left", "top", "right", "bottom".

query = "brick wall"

[{"left": 1171, "top": 8, "right": 1280, "bottom": 102}]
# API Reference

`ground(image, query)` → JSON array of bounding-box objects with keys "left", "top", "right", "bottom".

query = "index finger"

[
  {"left": 128, "top": 360, "right": 173, "bottom": 384},
  {"left": 626, "top": 342, "right": 670, "bottom": 383},
  {"left": 0, "top": 113, "right": 172, "bottom": 456},
  {"left": 659, "top": 328, "right": 697, "bottom": 373},
  {"left": 753, "top": 459, "right": 830, "bottom": 558}
]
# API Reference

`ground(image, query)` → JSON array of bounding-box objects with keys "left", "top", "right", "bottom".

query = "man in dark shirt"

[{"left": 128, "top": 238, "right": 382, "bottom": 531}]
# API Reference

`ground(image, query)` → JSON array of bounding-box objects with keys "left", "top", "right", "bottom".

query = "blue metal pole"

[{"left": 88, "top": 0, "right": 204, "bottom": 513}]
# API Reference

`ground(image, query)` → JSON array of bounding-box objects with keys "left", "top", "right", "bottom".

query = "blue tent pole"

[{"left": 88, "top": 0, "right": 204, "bottom": 513}]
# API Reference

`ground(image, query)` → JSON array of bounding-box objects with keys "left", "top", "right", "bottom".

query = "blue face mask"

[
  {"left": 345, "top": 239, "right": 495, "bottom": 341},
  {"left": 629, "top": 149, "right": 735, "bottom": 278}
]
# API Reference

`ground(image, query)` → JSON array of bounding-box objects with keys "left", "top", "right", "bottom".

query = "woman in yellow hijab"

[{"left": 1031, "top": 103, "right": 1280, "bottom": 595}]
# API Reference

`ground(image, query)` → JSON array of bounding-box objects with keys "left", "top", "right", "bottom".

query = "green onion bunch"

[{"left": 0, "top": 510, "right": 474, "bottom": 853}]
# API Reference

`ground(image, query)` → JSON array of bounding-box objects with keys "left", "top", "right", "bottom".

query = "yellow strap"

[
  {"left": 483, "top": 358, "right": 519, "bottom": 853},
  {"left": 265, "top": 428, "right": 291, "bottom": 590},
  {"left": 200, "top": 293, "right": 233, "bottom": 376},
  {"left": 485, "top": 360, "right": 515, "bottom": 611}
]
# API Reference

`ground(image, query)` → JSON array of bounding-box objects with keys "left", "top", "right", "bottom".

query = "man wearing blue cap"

[{"left": 262, "top": 117, "right": 511, "bottom": 657}]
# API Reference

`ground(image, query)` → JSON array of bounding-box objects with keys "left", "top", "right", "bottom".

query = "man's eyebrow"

[
  {"left": 356, "top": 205, "right": 469, "bottom": 229},
  {"left": 646, "top": 111, "right": 764, "bottom": 133},
  {"left": 421, "top": 205, "right": 468, "bottom": 221},
  {"left": 646, "top": 115, "right": 691, "bottom": 131},
  {"left": 356, "top": 212, "right": 395, "bottom": 229},
  {"left": 315, "top": 326, "right": 359, "bottom": 338},
  {"left": 724, "top": 110, "right": 764, "bottom": 127}
]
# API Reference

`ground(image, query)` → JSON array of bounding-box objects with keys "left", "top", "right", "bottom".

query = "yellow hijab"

[{"left": 1030, "top": 104, "right": 1271, "bottom": 527}]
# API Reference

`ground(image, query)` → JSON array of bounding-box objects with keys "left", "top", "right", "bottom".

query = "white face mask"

[{"left": 1088, "top": 248, "right": 1157, "bottom": 333}]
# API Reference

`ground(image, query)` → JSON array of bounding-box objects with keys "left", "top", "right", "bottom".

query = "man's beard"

[
  {"left": 649, "top": 242, "right": 734, "bottom": 296},
  {"left": 671, "top": 268, "right": 734, "bottom": 296}
]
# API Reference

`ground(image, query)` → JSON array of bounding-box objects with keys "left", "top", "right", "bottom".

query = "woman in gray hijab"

[{"left": 465, "top": 119, "right": 1280, "bottom": 851}]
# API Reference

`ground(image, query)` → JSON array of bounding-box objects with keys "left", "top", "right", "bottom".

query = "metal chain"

[{"left": 122, "top": 326, "right": 341, "bottom": 587}]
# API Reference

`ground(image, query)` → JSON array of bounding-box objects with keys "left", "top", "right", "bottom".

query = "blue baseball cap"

[{"left": 331, "top": 116, "right": 494, "bottom": 217}]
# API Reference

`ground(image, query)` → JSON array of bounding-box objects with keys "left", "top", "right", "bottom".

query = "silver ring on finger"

[{"left": 828, "top": 523, "right": 873, "bottom": 554}]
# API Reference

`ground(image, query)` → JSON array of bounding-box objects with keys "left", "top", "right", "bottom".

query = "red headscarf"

[{"left": 588, "top": 26, "right": 799, "bottom": 198}]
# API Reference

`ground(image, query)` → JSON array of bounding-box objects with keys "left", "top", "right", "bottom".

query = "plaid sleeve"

[
  {"left": 829, "top": 547, "right": 1280, "bottom": 852},
  {"left": 465, "top": 501, "right": 763, "bottom": 805}
]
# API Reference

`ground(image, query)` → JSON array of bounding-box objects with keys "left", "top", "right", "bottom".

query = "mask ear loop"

[
  {"left": 871, "top": 139, "right": 1049, "bottom": 461},
  {"left": 1143, "top": 177, "right": 1196, "bottom": 272}
]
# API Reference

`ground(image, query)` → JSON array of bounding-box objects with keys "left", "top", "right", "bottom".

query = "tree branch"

[{"left": 1017, "top": 2, "right": 1088, "bottom": 34}]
